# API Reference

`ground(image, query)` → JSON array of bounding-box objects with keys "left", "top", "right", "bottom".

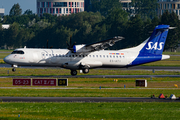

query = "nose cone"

[{"left": 3, "top": 56, "right": 10, "bottom": 64}]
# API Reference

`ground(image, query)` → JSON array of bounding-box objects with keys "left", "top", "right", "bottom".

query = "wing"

[
  {"left": 85, "top": 36, "right": 124, "bottom": 52},
  {"left": 72, "top": 36, "right": 124, "bottom": 53}
]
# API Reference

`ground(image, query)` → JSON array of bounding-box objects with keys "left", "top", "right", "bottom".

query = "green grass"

[
  {"left": 1, "top": 77, "right": 180, "bottom": 88},
  {"left": 0, "top": 89, "right": 179, "bottom": 97},
  {"left": 163, "top": 52, "right": 180, "bottom": 55},
  {"left": 0, "top": 102, "right": 180, "bottom": 120}
]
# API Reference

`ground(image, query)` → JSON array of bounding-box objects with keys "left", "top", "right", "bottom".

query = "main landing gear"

[
  {"left": 83, "top": 68, "right": 89, "bottom": 74},
  {"left": 71, "top": 70, "right": 77, "bottom": 76},
  {"left": 70, "top": 68, "right": 89, "bottom": 76}
]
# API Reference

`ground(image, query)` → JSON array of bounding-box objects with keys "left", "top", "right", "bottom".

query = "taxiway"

[{"left": 0, "top": 97, "right": 179, "bottom": 102}]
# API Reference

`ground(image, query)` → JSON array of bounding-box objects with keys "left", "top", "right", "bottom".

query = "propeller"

[
  {"left": 66, "top": 36, "right": 76, "bottom": 51},
  {"left": 47, "top": 40, "right": 48, "bottom": 48}
]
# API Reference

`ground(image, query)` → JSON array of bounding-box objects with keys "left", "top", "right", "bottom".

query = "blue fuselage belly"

[{"left": 131, "top": 54, "right": 162, "bottom": 66}]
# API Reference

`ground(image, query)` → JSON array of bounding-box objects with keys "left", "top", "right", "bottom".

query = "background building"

[
  {"left": 37, "top": 0, "right": 84, "bottom": 16},
  {"left": 158, "top": 0, "right": 180, "bottom": 19},
  {"left": 0, "top": 8, "right": 4, "bottom": 17},
  {"left": 120, "top": 0, "right": 131, "bottom": 10}
]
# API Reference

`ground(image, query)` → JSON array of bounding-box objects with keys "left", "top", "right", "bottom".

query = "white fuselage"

[{"left": 4, "top": 48, "right": 140, "bottom": 70}]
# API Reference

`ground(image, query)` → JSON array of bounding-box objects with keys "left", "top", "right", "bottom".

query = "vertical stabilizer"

[
  {"left": 130, "top": 25, "right": 171, "bottom": 66},
  {"left": 140, "top": 25, "right": 169, "bottom": 55}
]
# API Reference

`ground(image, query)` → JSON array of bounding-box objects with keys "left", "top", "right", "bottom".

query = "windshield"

[{"left": 11, "top": 50, "right": 24, "bottom": 54}]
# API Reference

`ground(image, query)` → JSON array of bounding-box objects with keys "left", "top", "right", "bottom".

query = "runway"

[{"left": 0, "top": 97, "right": 179, "bottom": 102}]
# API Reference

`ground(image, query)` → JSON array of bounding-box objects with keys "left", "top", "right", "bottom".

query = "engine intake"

[{"left": 73, "top": 45, "right": 89, "bottom": 53}]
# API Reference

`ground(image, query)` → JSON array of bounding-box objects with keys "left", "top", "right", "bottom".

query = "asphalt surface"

[{"left": 0, "top": 97, "right": 179, "bottom": 102}]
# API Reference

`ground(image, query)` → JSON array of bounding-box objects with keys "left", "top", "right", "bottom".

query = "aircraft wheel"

[
  {"left": 12, "top": 68, "right": 16, "bottom": 72},
  {"left": 83, "top": 68, "right": 89, "bottom": 74},
  {"left": 71, "top": 70, "right": 77, "bottom": 76}
]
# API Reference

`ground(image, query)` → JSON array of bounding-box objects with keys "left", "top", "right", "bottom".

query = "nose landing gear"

[
  {"left": 11, "top": 65, "right": 18, "bottom": 72},
  {"left": 12, "top": 68, "right": 16, "bottom": 72}
]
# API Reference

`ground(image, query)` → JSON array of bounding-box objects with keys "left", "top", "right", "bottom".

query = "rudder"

[{"left": 140, "top": 25, "right": 170, "bottom": 55}]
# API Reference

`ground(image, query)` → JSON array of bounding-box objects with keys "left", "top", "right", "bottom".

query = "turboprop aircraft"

[{"left": 4, "top": 25, "right": 172, "bottom": 76}]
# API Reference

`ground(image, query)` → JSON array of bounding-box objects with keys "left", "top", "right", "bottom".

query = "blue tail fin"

[{"left": 140, "top": 25, "right": 169, "bottom": 55}]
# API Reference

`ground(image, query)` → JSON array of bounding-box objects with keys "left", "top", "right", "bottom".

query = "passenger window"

[
  {"left": 96, "top": 55, "right": 98, "bottom": 57},
  {"left": 46, "top": 54, "right": 48, "bottom": 56},
  {"left": 83, "top": 55, "right": 85, "bottom": 57},
  {"left": 79, "top": 55, "right": 81, "bottom": 57},
  {"left": 110, "top": 56, "right": 112, "bottom": 58},
  {"left": 89, "top": 55, "right": 91, "bottom": 57},
  {"left": 49, "top": 54, "right": 51, "bottom": 56},
  {"left": 103, "top": 55, "right": 105, "bottom": 58},
  {"left": 93, "top": 55, "right": 95, "bottom": 57},
  {"left": 113, "top": 56, "right": 115, "bottom": 58},
  {"left": 72, "top": 55, "right": 74, "bottom": 57},
  {"left": 107, "top": 55, "right": 108, "bottom": 58},
  {"left": 100, "top": 55, "right": 102, "bottom": 57}
]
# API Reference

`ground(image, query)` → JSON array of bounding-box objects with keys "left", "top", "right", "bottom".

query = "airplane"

[{"left": 3, "top": 25, "right": 173, "bottom": 76}]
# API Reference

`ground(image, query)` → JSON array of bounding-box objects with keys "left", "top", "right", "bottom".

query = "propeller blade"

[
  {"left": 47, "top": 40, "right": 48, "bottom": 48},
  {"left": 66, "top": 41, "right": 70, "bottom": 48},
  {"left": 71, "top": 42, "right": 76, "bottom": 48},
  {"left": 70, "top": 36, "right": 72, "bottom": 45}
]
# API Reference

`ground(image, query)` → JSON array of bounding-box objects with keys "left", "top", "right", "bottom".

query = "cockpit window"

[{"left": 11, "top": 50, "right": 24, "bottom": 54}]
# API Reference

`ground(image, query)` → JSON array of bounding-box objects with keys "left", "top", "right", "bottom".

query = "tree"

[
  {"left": 24, "top": 9, "right": 33, "bottom": 15},
  {"left": 106, "top": 8, "right": 128, "bottom": 38},
  {"left": 123, "top": 15, "right": 144, "bottom": 48},
  {"left": 5, "top": 22, "right": 20, "bottom": 48},
  {"left": 0, "top": 23, "right": 4, "bottom": 47},
  {"left": 88, "top": 0, "right": 122, "bottom": 17},
  {"left": 160, "top": 11, "right": 180, "bottom": 51},
  {"left": 9, "top": 3, "right": 22, "bottom": 16}
]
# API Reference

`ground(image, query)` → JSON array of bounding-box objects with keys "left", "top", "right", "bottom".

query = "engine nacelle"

[{"left": 73, "top": 45, "right": 89, "bottom": 53}]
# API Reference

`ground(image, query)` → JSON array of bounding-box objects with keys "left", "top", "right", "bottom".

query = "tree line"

[{"left": 0, "top": 1, "right": 179, "bottom": 51}]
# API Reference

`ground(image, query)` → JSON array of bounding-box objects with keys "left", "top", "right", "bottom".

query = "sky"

[{"left": 0, "top": 0, "right": 36, "bottom": 15}]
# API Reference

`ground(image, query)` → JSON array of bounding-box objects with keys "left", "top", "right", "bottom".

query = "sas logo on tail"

[{"left": 146, "top": 42, "right": 164, "bottom": 50}]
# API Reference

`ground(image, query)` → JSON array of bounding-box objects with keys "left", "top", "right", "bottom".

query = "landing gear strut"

[
  {"left": 11, "top": 65, "right": 18, "bottom": 72},
  {"left": 71, "top": 70, "right": 77, "bottom": 76}
]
